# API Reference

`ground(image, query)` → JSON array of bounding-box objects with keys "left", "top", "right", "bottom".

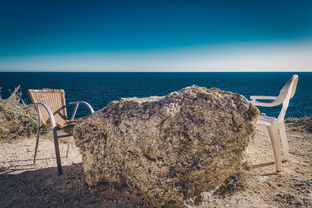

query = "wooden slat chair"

[
  {"left": 28, "top": 89, "right": 94, "bottom": 175},
  {"left": 250, "top": 74, "right": 299, "bottom": 172}
]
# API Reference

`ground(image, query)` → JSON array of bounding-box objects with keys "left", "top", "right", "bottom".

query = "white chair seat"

[{"left": 257, "top": 116, "right": 277, "bottom": 126}]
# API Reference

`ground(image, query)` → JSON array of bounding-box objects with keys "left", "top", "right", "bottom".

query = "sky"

[{"left": 0, "top": 0, "right": 311, "bottom": 72}]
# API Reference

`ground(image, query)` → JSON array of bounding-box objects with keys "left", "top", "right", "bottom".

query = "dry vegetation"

[
  {"left": 286, "top": 117, "right": 312, "bottom": 132},
  {"left": 0, "top": 86, "right": 38, "bottom": 142}
]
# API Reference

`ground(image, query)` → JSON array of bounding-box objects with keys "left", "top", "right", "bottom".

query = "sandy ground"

[{"left": 0, "top": 121, "right": 311, "bottom": 208}]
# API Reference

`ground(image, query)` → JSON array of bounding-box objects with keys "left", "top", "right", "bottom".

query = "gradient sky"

[{"left": 0, "top": 0, "right": 312, "bottom": 71}]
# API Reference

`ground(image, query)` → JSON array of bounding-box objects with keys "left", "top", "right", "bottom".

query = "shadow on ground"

[{"left": 0, "top": 163, "right": 151, "bottom": 208}]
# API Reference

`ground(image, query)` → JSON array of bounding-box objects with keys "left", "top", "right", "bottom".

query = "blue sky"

[{"left": 0, "top": 0, "right": 311, "bottom": 71}]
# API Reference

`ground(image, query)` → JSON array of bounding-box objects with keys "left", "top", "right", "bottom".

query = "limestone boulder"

[{"left": 73, "top": 86, "right": 259, "bottom": 207}]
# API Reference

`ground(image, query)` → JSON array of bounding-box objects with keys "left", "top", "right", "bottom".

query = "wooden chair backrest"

[{"left": 28, "top": 89, "right": 67, "bottom": 127}]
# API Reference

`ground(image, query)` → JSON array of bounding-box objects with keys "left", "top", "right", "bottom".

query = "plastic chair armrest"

[
  {"left": 250, "top": 100, "right": 279, "bottom": 107},
  {"left": 250, "top": 96, "right": 277, "bottom": 101}
]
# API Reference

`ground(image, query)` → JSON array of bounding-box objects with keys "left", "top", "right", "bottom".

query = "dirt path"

[{"left": 1, "top": 120, "right": 311, "bottom": 208}]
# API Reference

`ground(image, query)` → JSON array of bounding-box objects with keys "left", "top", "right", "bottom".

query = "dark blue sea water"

[{"left": 0, "top": 72, "right": 311, "bottom": 118}]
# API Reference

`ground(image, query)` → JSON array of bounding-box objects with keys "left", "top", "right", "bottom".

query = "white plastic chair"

[{"left": 250, "top": 74, "right": 299, "bottom": 172}]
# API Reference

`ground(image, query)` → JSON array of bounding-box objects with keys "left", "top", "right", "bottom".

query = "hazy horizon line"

[{"left": 1, "top": 69, "right": 311, "bottom": 72}]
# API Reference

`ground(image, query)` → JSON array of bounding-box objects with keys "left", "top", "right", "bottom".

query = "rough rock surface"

[{"left": 73, "top": 86, "right": 259, "bottom": 207}]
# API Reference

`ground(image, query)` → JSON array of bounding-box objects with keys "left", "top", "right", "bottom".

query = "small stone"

[{"left": 242, "top": 161, "right": 253, "bottom": 171}]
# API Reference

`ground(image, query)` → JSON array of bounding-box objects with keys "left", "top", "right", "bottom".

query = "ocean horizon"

[{"left": 1, "top": 72, "right": 311, "bottom": 118}]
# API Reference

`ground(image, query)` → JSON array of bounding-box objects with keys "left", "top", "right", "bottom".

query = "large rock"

[{"left": 73, "top": 86, "right": 259, "bottom": 207}]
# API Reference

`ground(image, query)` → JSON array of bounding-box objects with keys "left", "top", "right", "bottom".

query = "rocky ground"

[{"left": 0, "top": 118, "right": 311, "bottom": 208}]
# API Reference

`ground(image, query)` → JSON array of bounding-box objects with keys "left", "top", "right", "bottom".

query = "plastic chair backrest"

[
  {"left": 276, "top": 75, "right": 299, "bottom": 121},
  {"left": 28, "top": 89, "right": 67, "bottom": 127}
]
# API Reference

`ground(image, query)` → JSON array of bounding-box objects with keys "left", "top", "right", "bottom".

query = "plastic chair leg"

[
  {"left": 52, "top": 127, "right": 63, "bottom": 175},
  {"left": 279, "top": 122, "right": 289, "bottom": 161},
  {"left": 266, "top": 125, "right": 283, "bottom": 172}
]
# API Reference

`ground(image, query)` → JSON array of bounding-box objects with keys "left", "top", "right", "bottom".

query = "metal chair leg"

[
  {"left": 33, "top": 105, "right": 41, "bottom": 165},
  {"left": 65, "top": 137, "right": 70, "bottom": 158},
  {"left": 33, "top": 126, "right": 40, "bottom": 164},
  {"left": 52, "top": 127, "right": 63, "bottom": 175}
]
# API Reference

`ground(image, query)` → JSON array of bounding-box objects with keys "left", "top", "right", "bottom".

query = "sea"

[{"left": 0, "top": 72, "right": 311, "bottom": 118}]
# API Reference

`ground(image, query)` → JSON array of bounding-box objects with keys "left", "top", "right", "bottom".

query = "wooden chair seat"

[{"left": 57, "top": 120, "right": 77, "bottom": 133}]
